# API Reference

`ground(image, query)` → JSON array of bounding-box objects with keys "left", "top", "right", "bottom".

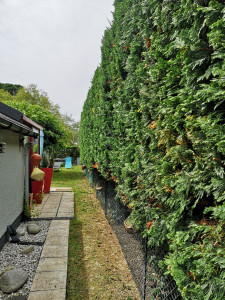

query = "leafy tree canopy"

[
  {"left": 1, "top": 83, "right": 75, "bottom": 153},
  {"left": 0, "top": 82, "right": 22, "bottom": 95},
  {"left": 62, "top": 113, "right": 80, "bottom": 145},
  {"left": 13, "top": 84, "right": 60, "bottom": 116},
  {"left": 4, "top": 100, "right": 71, "bottom": 151}
]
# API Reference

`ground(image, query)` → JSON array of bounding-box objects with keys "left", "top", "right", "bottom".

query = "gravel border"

[{"left": 0, "top": 220, "right": 50, "bottom": 300}]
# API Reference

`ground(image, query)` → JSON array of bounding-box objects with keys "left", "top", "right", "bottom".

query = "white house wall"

[{"left": 0, "top": 130, "right": 24, "bottom": 238}]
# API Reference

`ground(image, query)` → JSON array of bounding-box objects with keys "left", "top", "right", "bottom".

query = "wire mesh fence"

[{"left": 85, "top": 169, "right": 182, "bottom": 300}]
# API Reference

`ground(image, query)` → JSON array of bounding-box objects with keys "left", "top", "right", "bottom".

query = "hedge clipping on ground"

[{"left": 79, "top": 1, "right": 225, "bottom": 298}]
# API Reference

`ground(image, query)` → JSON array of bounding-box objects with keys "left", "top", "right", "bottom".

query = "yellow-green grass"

[{"left": 52, "top": 166, "right": 92, "bottom": 299}]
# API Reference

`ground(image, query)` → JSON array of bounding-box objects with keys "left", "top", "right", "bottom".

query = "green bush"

[{"left": 79, "top": 0, "right": 225, "bottom": 298}]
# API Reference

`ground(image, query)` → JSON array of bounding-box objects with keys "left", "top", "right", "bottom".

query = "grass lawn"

[{"left": 52, "top": 166, "right": 90, "bottom": 299}]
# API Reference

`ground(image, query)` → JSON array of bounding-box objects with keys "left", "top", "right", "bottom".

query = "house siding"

[{"left": 0, "top": 130, "right": 25, "bottom": 239}]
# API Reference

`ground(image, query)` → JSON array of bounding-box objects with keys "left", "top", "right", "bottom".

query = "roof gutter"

[
  {"left": 23, "top": 115, "right": 43, "bottom": 131},
  {"left": 0, "top": 112, "right": 38, "bottom": 138}
]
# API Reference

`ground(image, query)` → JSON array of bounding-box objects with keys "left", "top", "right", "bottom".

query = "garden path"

[{"left": 28, "top": 191, "right": 73, "bottom": 300}]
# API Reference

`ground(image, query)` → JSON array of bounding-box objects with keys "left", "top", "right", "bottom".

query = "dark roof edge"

[
  {"left": 0, "top": 113, "right": 38, "bottom": 137},
  {"left": 0, "top": 102, "right": 23, "bottom": 122}
]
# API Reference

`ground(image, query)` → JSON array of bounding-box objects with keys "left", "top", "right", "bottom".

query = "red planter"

[
  {"left": 41, "top": 168, "right": 53, "bottom": 193},
  {"left": 32, "top": 181, "right": 43, "bottom": 204}
]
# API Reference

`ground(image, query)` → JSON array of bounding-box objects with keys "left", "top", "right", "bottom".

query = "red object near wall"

[
  {"left": 30, "top": 152, "right": 41, "bottom": 167},
  {"left": 41, "top": 168, "right": 53, "bottom": 193},
  {"left": 32, "top": 181, "right": 43, "bottom": 204}
]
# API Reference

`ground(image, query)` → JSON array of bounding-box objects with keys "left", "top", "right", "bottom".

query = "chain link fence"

[{"left": 84, "top": 169, "right": 182, "bottom": 300}]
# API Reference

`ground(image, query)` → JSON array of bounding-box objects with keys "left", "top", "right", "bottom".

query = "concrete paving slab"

[
  {"left": 50, "top": 220, "right": 70, "bottom": 227},
  {"left": 31, "top": 190, "right": 74, "bottom": 221},
  {"left": 41, "top": 207, "right": 58, "bottom": 213},
  {"left": 41, "top": 245, "right": 68, "bottom": 258},
  {"left": 58, "top": 203, "right": 74, "bottom": 210},
  {"left": 61, "top": 198, "right": 73, "bottom": 201},
  {"left": 59, "top": 203, "right": 74, "bottom": 213},
  {"left": 62, "top": 193, "right": 74, "bottom": 198},
  {"left": 44, "top": 236, "right": 68, "bottom": 246},
  {"left": 61, "top": 199, "right": 74, "bottom": 203},
  {"left": 62, "top": 199, "right": 74, "bottom": 204},
  {"left": 48, "top": 193, "right": 62, "bottom": 197},
  {"left": 47, "top": 227, "right": 69, "bottom": 237},
  {"left": 43, "top": 200, "right": 61, "bottom": 204},
  {"left": 60, "top": 198, "right": 74, "bottom": 203},
  {"left": 57, "top": 209, "right": 74, "bottom": 215},
  {"left": 47, "top": 197, "right": 62, "bottom": 201},
  {"left": 28, "top": 289, "right": 66, "bottom": 300},
  {"left": 60, "top": 204, "right": 73, "bottom": 208},
  {"left": 42, "top": 202, "right": 60, "bottom": 211},
  {"left": 38, "top": 212, "right": 57, "bottom": 218},
  {"left": 57, "top": 212, "right": 74, "bottom": 218},
  {"left": 49, "top": 191, "right": 62, "bottom": 194},
  {"left": 37, "top": 257, "right": 68, "bottom": 272},
  {"left": 61, "top": 198, "right": 74, "bottom": 203},
  {"left": 51, "top": 187, "right": 72, "bottom": 192},
  {"left": 41, "top": 208, "right": 58, "bottom": 213},
  {"left": 45, "top": 198, "right": 61, "bottom": 202},
  {"left": 49, "top": 221, "right": 70, "bottom": 229},
  {"left": 62, "top": 197, "right": 74, "bottom": 201},
  {"left": 30, "top": 271, "right": 67, "bottom": 291},
  {"left": 48, "top": 197, "right": 62, "bottom": 200}
]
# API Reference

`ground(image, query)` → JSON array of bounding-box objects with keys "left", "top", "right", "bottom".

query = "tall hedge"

[{"left": 79, "top": 1, "right": 225, "bottom": 298}]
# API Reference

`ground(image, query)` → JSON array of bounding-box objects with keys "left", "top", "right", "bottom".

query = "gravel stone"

[
  {"left": 0, "top": 220, "right": 50, "bottom": 299},
  {"left": 27, "top": 224, "right": 41, "bottom": 235},
  {"left": 0, "top": 266, "right": 14, "bottom": 278},
  {"left": 21, "top": 246, "right": 34, "bottom": 255},
  {"left": 0, "top": 269, "right": 28, "bottom": 293},
  {"left": 16, "top": 229, "right": 25, "bottom": 237}
]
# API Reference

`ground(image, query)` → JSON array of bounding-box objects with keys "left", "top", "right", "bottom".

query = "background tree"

[
  {"left": 4, "top": 100, "right": 71, "bottom": 150},
  {"left": 62, "top": 113, "right": 80, "bottom": 145},
  {"left": 14, "top": 84, "right": 61, "bottom": 117},
  {"left": 0, "top": 89, "right": 13, "bottom": 102},
  {"left": 1, "top": 83, "right": 76, "bottom": 160},
  {"left": 0, "top": 82, "right": 22, "bottom": 95}
]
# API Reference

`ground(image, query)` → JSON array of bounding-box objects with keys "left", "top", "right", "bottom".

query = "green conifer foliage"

[{"left": 79, "top": 1, "right": 225, "bottom": 298}]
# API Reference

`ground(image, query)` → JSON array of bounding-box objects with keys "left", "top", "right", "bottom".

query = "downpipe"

[{"left": 24, "top": 142, "right": 32, "bottom": 204}]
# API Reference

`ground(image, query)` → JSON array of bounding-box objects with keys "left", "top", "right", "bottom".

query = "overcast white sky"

[{"left": 0, "top": 0, "right": 114, "bottom": 121}]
